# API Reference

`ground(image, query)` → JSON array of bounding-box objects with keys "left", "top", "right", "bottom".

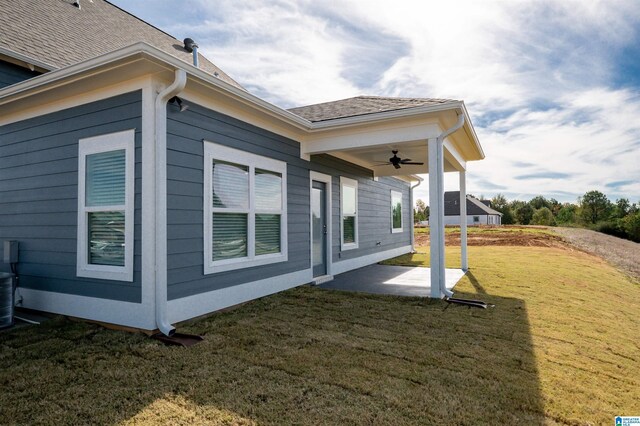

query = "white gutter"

[
  {"left": 0, "top": 46, "right": 56, "bottom": 71},
  {"left": 435, "top": 113, "right": 465, "bottom": 298},
  {"left": 154, "top": 68, "right": 187, "bottom": 336},
  {"left": 410, "top": 175, "right": 424, "bottom": 252}
]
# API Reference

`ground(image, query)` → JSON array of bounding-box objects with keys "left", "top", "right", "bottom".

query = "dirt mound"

[{"left": 415, "top": 227, "right": 567, "bottom": 248}]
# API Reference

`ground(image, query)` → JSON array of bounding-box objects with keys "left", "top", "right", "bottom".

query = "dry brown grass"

[{"left": 1, "top": 245, "right": 639, "bottom": 424}]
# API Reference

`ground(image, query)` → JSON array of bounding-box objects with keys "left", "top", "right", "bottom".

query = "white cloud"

[{"left": 113, "top": 0, "right": 640, "bottom": 203}]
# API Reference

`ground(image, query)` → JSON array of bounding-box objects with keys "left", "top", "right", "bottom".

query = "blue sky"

[{"left": 111, "top": 0, "right": 640, "bottom": 204}]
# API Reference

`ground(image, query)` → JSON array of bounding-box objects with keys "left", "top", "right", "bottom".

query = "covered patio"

[
  {"left": 294, "top": 96, "right": 485, "bottom": 298},
  {"left": 319, "top": 264, "right": 465, "bottom": 297}
]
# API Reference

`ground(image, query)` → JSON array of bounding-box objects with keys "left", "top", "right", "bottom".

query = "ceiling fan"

[{"left": 375, "top": 150, "right": 424, "bottom": 169}]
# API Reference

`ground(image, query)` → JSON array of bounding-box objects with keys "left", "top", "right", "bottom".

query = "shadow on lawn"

[
  {"left": 466, "top": 270, "right": 488, "bottom": 294},
  {"left": 0, "top": 276, "right": 546, "bottom": 424}
]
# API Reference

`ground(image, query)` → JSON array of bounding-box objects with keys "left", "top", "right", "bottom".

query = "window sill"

[
  {"left": 77, "top": 266, "right": 133, "bottom": 282},
  {"left": 340, "top": 243, "right": 359, "bottom": 251},
  {"left": 204, "top": 253, "right": 288, "bottom": 274},
  {"left": 391, "top": 228, "right": 403, "bottom": 234}
]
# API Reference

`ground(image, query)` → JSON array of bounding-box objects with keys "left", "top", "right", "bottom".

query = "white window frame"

[
  {"left": 203, "top": 141, "right": 288, "bottom": 274},
  {"left": 77, "top": 129, "right": 135, "bottom": 282},
  {"left": 391, "top": 190, "right": 403, "bottom": 233},
  {"left": 340, "top": 176, "right": 358, "bottom": 251}
]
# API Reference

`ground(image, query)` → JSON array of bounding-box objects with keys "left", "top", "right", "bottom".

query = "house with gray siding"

[
  {"left": 443, "top": 191, "right": 503, "bottom": 226},
  {"left": 0, "top": 0, "right": 485, "bottom": 334}
]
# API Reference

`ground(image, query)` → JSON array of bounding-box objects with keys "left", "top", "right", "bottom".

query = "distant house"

[
  {"left": 444, "top": 191, "right": 502, "bottom": 225},
  {"left": 0, "top": 0, "right": 485, "bottom": 334}
]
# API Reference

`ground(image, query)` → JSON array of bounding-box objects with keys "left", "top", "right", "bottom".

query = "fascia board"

[
  {"left": 0, "top": 42, "right": 485, "bottom": 162},
  {"left": 0, "top": 46, "right": 57, "bottom": 71},
  {"left": 459, "top": 103, "right": 485, "bottom": 160},
  {"left": 0, "top": 43, "right": 154, "bottom": 103}
]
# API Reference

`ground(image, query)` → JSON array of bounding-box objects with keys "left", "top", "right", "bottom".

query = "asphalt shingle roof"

[
  {"left": 288, "top": 96, "right": 457, "bottom": 122},
  {"left": 444, "top": 191, "right": 502, "bottom": 216},
  {"left": 0, "top": 0, "right": 243, "bottom": 90}
]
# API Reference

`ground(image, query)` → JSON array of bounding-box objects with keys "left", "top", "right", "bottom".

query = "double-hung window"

[
  {"left": 77, "top": 130, "right": 134, "bottom": 281},
  {"left": 204, "top": 141, "right": 287, "bottom": 273},
  {"left": 391, "top": 190, "right": 403, "bottom": 233},
  {"left": 340, "top": 177, "right": 358, "bottom": 250}
]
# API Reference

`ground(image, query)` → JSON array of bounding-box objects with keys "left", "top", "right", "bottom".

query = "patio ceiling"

[{"left": 325, "top": 142, "right": 461, "bottom": 177}]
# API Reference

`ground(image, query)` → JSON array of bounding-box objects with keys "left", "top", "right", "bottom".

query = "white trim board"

[
  {"left": 332, "top": 245, "right": 412, "bottom": 276},
  {"left": 340, "top": 176, "right": 359, "bottom": 251},
  {"left": 76, "top": 129, "right": 135, "bottom": 282},
  {"left": 203, "top": 141, "right": 289, "bottom": 274},
  {"left": 309, "top": 171, "right": 333, "bottom": 277},
  {"left": 167, "top": 269, "right": 313, "bottom": 324},
  {"left": 18, "top": 288, "right": 155, "bottom": 330},
  {"left": 0, "top": 76, "right": 153, "bottom": 127}
]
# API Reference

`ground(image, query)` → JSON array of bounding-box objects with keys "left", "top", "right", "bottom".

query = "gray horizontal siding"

[
  {"left": 310, "top": 155, "right": 412, "bottom": 263},
  {"left": 0, "top": 91, "right": 143, "bottom": 303},
  {"left": 0, "top": 60, "right": 41, "bottom": 88},
  {"left": 166, "top": 102, "right": 311, "bottom": 300}
]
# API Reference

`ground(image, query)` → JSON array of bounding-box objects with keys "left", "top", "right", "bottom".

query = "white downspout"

[
  {"left": 410, "top": 176, "right": 424, "bottom": 252},
  {"left": 436, "top": 112, "right": 465, "bottom": 298},
  {"left": 154, "top": 69, "right": 187, "bottom": 336},
  {"left": 459, "top": 172, "right": 468, "bottom": 271}
]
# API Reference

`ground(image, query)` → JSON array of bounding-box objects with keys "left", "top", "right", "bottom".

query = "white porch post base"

[{"left": 460, "top": 170, "right": 468, "bottom": 271}]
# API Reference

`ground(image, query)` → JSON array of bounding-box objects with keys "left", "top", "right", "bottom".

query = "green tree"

[
  {"left": 579, "top": 190, "right": 611, "bottom": 224},
  {"left": 556, "top": 204, "right": 578, "bottom": 224},
  {"left": 414, "top": 199, "right": 428, "bottom": 223},
  {"left": 515, "top": 204, "right": 534, "bottom": 225},
  {"left": 529, "top": 195, "right": 550, "bottom": 210},
  {"left": 548, "top": 198, "right": 562, "bottom": 216},
  {"left": 612, "top": 198, "right": 631, "bottom": 219},
  {"left": 491, "top": 194, "right": 514, "bottom": 224},
  {"left": 622, "top": 211, "right": 640, "bottom": 242},
  {"left": 531, "top": 207, "right": 555, "bottom": 226}
]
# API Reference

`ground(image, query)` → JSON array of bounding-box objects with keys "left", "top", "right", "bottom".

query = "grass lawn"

[{"left": 1, "top": 246, "right": 639, "bottom": 424}]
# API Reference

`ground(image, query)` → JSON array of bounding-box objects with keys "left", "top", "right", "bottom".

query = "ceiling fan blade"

[
  {"left": 400, "top": 162, "right": 424, "bottom": 165},
  {"left": 399, "top": 158, "right": 413, "bottom": 163},
  {"left": 393, "top": 163, "right": 402, "bottom": 169}
]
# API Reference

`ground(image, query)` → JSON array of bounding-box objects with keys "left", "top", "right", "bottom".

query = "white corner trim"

[
  {"left": 140, "top": 81, "right": 157, "bottom": 326},
  {"left": 18, "top": 288, "right": 155, "bottom": 330},
  {"left": 203, "top": 140, "right": 288, "bottom": 274},
  {"left": 167, "top": 268, "right": 312, "bottom": 324},
  {"left": 331, "top": 245, "right": 412, "bottom": 276},
  {"left": 339, "top": 176, "right": 359, "bottom": 251},
  {"left": 76, "top": 129, "right": 135, "bottom": 282},
  {"left": 309, "top": 171, "right": 333, "bottom": 276}
]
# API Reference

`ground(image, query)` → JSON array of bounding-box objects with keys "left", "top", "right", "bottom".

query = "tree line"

[{"left": 413, "top": 190, "right": 640, "bottom": 243}]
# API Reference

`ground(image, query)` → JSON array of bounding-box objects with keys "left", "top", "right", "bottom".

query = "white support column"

[
  {"left": 459, "top": 171, "right": 468, "bottom": 271},
  {"left": 428, "top": 138, "right": 445, "bottom": 298}
]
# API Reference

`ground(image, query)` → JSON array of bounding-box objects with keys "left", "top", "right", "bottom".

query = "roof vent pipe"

[{"left": 183, "top": 38, "right": 199, "bottom": 68}]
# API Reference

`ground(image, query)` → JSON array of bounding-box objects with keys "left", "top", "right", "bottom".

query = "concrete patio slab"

[{"left": 318, "top": 264, "right": 465, "bottom": 297}]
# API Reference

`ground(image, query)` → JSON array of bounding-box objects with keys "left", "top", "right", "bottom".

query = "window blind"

[
  {"left": 212, "top": 213, "right": 248, "bottom": 261},
  {"left": 88, "top": 211, "right": 125, "bottom": 266},
  {"left": 86, "top": 150, "right": 125, "bottom": 206},
  {"left": 212, "top": 160, "right": 248, "bottom": 209},
  {"left": 256, "top": 214, "right": 280, "bottom": 255}
]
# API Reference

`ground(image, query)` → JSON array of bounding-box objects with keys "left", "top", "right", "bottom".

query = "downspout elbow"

[
  {"left": 438, "top": 112, "right": 465, "bottom": 142},
  {"left": 154, "top": 69, "right": 187, "bottom": 336}
]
